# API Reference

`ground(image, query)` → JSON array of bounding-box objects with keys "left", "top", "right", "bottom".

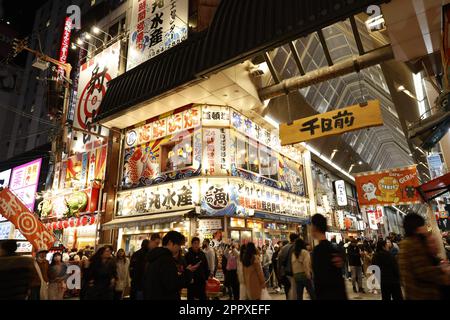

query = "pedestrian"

[
  {"left": 348, "top": 239, "right": 364, "bottom": 293},
  {"left": 48, "top": 252, "right": 68, "bottom": 300},
  {"left": 398, "top": 213, "right": 450, "bottom": 300},
  {"left": 202, "top": 239, "right": 215, "bottom": 279},
  {"left": 185, "top": 237, "right": 210, "bottom": 300},
  {"left": 143, "top": 231, "right": 198, "bottom": 300},
  {"left": 278, "top": 233, "right": 299, "bottom": 300},
  {"left": 84, "top": 246, "right": 117, "bottom": 300},
  {"left": 224, "top": 243, "right": 240, "bottom": 300},
  {"left": 30, "top": 249, "right": 50, "bottom": 300},
  {"left": 130, "top": 234, "right": 161, "bottom": 300},
  {"left": 0, "top": 240, "right": 39, "bottom": 300},
  {"left": 427, "top": 234, "right": 450, "bottom": 300},
  {"left": 291, "top": 238, "right": 315, "bottom": 300},
  {"left": 311, "top": 214, "right": 347, "bottom": 300},
  {"left": 372, "top": 239, "right": 403, "bottom": 300},
  {"left": 264, "top": 240, "right": 274, "bottom": 287},
  {"left": 271, "top": 244, "right": 281, "bottom": 292},
  {"left": 62, "top": 249, "right": 70, "bottom": 263},
  {"left": 242, "top": 242, "right": 266, "bottom": 300},
  {"left": 445, "top": 237, "right": 450, "bottom": 261},
  {"left": 262, "top": 246, "right": 271, "bottom": 282},
  {"left": 362, "top": 245, "right": 373, "bottom": 279},
  {"left": 114, "top": 249, "right": 130, "bottom": 300},
  {"left": 237, "top": 244, "right": 247, "bottom": 299}
]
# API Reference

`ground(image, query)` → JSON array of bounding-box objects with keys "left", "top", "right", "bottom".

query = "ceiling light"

[
  {"left": 77, "top": 38, "right": 83, "bottom": 45},
  {"left": 92, "top": 26, "right": 100, "bottom": 34},
  {"left": 85, "top": 33, "right": 91, "bottom": 40},
  {"left": 358, "top": 161, "right": 363, "bottom": 165}
]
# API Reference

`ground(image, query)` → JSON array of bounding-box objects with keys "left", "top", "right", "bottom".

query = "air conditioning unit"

[{"left": 32, "top": 58, "right": 49, "bottom": 71}]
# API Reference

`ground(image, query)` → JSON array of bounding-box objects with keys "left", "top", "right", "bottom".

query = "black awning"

[
  {"left": 417, "top": 173, "right": 450, "bottom": 202},
  {"left": 96, "top": 0, "right": 389, "bottom": 123}
]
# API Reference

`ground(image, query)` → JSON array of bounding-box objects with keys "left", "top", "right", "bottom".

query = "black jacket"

[
  {"left": 372, "top": 250, "right": 400, "bottom": 286},
  {"left": 347, "top": 245, "right": 362, "bottom": 267},
  {"left": 143, "top": 247, "right": 192, "bottom": 300},
  {"left": 0, "top": 255, "right": 38, "bottom": 300},
  {"left": 129, "top": 247, "right": 148, "bottom": 290},
  {"left": 312, "top": 240, "right": 347, "bottom": 300},
  {"left": 185, "top": 248, "right": 209, "bottom": 283}
]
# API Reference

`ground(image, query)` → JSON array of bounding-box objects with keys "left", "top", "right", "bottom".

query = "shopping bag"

[{"left": 206, "top": 278, "right": 221, "bottom": 293}]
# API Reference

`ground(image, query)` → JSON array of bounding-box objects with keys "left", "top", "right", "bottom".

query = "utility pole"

[{"left": 12, "top": 38, "right": 72, "bottom": 164}]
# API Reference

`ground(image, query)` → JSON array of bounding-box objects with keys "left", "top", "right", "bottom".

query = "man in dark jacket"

[
  {"left": 347, "top": 239, "right": 364, "bottom": 293},
  {"left": 278, "top": 233, "right": 299, "bottom": 300},
  {"left": 129, "top": 234, "right": 161, "bottom": 300},
  {"left": 185, "top": 237, "right": 210, "bottom": 300},
  {"left": 0, "top": 240, "right": 39, "bottom": 300},
  {"left": 144, "top": 231, "right": 197, "bottom": 300},
  {"left": 372, "top": 239, "right": 403, "bottom": 300},
  {"left": 311, "top": 214, "right": 347, "bottom": 300}
]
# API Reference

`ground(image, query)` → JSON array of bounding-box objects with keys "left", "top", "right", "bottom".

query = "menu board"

[{"left": 10, "top": 159, "right": 42, "bottom": 211}]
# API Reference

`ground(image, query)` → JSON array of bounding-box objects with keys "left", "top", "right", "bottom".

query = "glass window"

[
  {"left": 248, "top": 139, "right": 259, "bottom": 174},
  {"left": 236, "top": 134, "right": 248, "bottom": 171},
  {"left": 269, "top": 149, "right": 278, "bottom": 181},
  {"left": 259, "top": 145, "right": 271, "bottom": 178},
  {"left": 160, "top": 134, "right": 193, "bottom": 172}
]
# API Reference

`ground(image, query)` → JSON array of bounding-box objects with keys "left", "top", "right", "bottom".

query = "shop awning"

[
  {"left": 96, "top": 0, "right": 388, "bottom": 124},
  {"left": 416, "top": 172, "right": 450, "bottom": 202},
  {"left": 101, "top": 210, "right": 191, "bottom": 230},
  {"left": 253, "top": 212, "right": 310, "bottom": 224}
]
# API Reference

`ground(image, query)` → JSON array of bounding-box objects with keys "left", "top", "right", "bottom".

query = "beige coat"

[
  {"left": 291, "top": 249, "right": 312, "bottom": 279},
  {"left": 115, "top": 258, "right": 130, "bottom": 292},
  {"left": 243, "top": 256, "right": 265, "bottom": 300}
]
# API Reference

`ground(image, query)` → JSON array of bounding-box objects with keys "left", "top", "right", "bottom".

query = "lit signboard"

[
  {"left": 10, "top": 158, "right": 42, "bottom": 211},
  {"left": 0, "top": 169, "right": 11, "bottom": 188},
  {"left": 335, "top": 180, "right": 348, "bottom": 207}
]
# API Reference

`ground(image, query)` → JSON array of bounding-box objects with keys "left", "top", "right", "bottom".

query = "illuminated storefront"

[{"left": 103, "top": 104, "right": 310, "bottom": 251}]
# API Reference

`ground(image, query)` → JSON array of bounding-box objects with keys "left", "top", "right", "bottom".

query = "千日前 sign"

[
  {"left": 279, "top": 100, "right": 384, "bottom": 145},
  {"left": 354, "top": 165, "right": 423, "bottom": 207}
]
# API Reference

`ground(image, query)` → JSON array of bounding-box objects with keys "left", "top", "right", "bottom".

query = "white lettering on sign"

[
  {"left": 335, "top": 180, "right": 348, "bottom": 207},
  {"left": 366, "top": 265, "right": 381, "bottom": 290}
]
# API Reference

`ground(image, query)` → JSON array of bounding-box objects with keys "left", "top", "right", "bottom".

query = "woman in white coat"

[{"left": 114, "top": 249, "right": 130, "bottom": 300}]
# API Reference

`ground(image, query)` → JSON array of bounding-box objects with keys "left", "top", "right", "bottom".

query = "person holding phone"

[{"left": 185, "top": 237, "right": 210, "bottom": 300}]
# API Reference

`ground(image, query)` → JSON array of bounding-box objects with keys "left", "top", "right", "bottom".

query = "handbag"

[
  {"left": 206, "top": 278, "right": 221, "bottom": 293},
  {"left": 34, "top": 261, "right": 49, "bottom": 300}
]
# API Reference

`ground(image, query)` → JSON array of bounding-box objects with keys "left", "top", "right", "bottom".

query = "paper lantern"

[
  {"left": 69, "top": 218, "right": 75, "bottom": 228},
  {"left": 52, "top": 222, "right": 58, "bottom": 229},
  {"left": 63, "top": 220, "right": 69, "bottom": 229},
  {"left": 81, "top": 216, "right": 88, "bottom": 226},
  {"left": 89, "top": 215, "right": 96, "bottom": 225}
]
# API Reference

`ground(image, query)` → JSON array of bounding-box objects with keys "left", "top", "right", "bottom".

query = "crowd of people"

[{"left": 1, "top": 212, "right": 450, "bottom": 300}]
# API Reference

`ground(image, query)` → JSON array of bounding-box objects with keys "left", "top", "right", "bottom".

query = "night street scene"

[{"left": 0, "top": 0, "right": 450, "bottom": 312}]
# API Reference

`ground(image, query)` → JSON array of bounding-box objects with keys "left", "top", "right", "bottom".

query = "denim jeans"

[
  {"left": 294, "top": 275, "right": 315, "bottom": 300},
  {"left": 350, "top": 266, "right": 363, "bottom": 291}
]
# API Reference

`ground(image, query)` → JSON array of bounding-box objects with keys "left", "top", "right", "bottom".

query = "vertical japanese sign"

[
  {"left": 279, "top": 100, "right": 384, "bottom": 145},
  {"left": 203, "top": 129, "right": 230, "bottom": 175},
  {"left": 10, "top": 159, "right": 42, "bottom": 211},
  {"left": 335, "top": 180, "right": 348, "bottom": 206},
  {"left": 73, "top": 41, "right": 120, "bottom": 143},
  {"left": 0, "top": 188, "right": 56, "bottom": 250},
  {"left": 127, "top": 0, "right": 189, "bottom": 70},
  {"left": 427, "top": 153, "right": 444, "bottom": 179},
  {"left": 57, "top": 17, "right": 72, "bottom": 78}
]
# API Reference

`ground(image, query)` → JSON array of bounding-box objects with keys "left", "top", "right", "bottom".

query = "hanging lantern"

[
  {"left": 63, "top": 220, "right": 69, "bottom": 229},
  {"left": 52, "top": 222, "right": 58, "bottom": 230},
  {"left": 69, "top": 218, "right": 75, "bottom": 228},
  {"left": 57, "top": 221, "right": 63, "bottom": 229},
  {"left": 89, "top": 215, "right": 96, "bottom": 225},
  {"left": 81, "top": 216, "right": 88, "bottom": 226}
]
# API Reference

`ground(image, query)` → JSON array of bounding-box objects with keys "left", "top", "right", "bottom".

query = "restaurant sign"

[
  {"left": 279, "top": 100, "right": 384, "bottom": 145},
  {"left": 355, "top": 165, "right": 422, "bottom": 207}
]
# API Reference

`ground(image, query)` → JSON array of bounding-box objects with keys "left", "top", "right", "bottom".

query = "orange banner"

[
  {"left": 355, "top": 165, "right": 423, "bottom": 207},
  {"left": 0, "top": 188, "right": 55, "bottom": 250}
]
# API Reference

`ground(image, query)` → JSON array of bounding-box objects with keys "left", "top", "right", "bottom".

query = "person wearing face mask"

[{"left": 398, "top": 213, "right": 450, "bottom": 300}]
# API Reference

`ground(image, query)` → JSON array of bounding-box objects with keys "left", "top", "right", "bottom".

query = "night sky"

[{"left": 1, "top": 0, "right": 48, "bottom": 36}]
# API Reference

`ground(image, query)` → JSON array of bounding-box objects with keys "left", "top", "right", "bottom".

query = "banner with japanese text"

[
  {"left": 0, "top": 188, "right": 55, "bottom": 250},
  {"left": 355, "top": 165, "right": 422, "bottom": 207},
  {"left": 279, "top": 100, "right": 383, "bottom": 145},
  {"left": 127, "top": 0, "right": 188, "bottom": 70}
]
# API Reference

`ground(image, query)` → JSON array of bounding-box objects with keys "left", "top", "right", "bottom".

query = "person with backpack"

[{"left": 278, "top": 233, "right": 299, "bottom": 300}]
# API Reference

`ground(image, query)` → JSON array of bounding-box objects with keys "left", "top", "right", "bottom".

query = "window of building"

[
  {"left": 248, "top": 139, "right": 259, "bottom": 174},
  {"left": 160, "top": 134, "right": 194, "bottom": 172},
  {"left": 259, "top": 144, "right": 271, "bottom": 178},
  {"left": 236, "top": 135, "right": 248, "bottom": 171}
]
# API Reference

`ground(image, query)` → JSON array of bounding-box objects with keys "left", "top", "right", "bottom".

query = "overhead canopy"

[
  {"left": 416, "top": 173, "right": 450, "bottom": 202},
  {"left": 102, "top": 210, "right": 192, "bottom": 230},
  {"left": 96, "top": 0, "right": 388, "bottom": 124}
]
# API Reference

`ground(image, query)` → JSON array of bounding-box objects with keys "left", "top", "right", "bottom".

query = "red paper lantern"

[
  {"left": 52, "top": 222, "right": 58, "bottom": 229},
  {"left": 63, "top": 220, "right": 69, "bottom": 229},
  {"left": 81, "top": 216, "right": 88, "bottom": 226},
  {"left": 57, "top": 221, "right": 63, "bottom": 229},
  {"left": 89, "top": 215, "right": 96, "bottom": 225},
  {"left": 69, "top": 218, "right": 75, "bottom": 228}
]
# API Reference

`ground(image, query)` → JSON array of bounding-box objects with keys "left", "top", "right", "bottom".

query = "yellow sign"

[{"left": 279, "top": 100, "right": 384, "bottom": 145}]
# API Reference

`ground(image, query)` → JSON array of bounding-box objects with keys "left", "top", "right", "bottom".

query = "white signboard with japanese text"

[
  {"left": 335, "top": 180, "right": 348, "bottom": 207},
  {"left": 127, "top": 0, "right": 189, "bottom": 71},
  {"left": 10, "top": 159, "right": 42, "bottom": 211}
]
